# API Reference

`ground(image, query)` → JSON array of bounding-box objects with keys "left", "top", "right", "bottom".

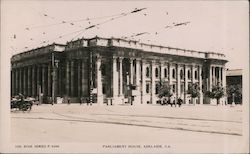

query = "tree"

[
  {"left": 206, "top": 84, "right": 225, "bottom": 105},
  {"left": 158, "top": 82, "right": 173, "bottom": 104},
  {"left": 227, "top": 84, "right": 242, "bottom": 104},
  {"left": 187, "top": 83, "right": 200, "bottom": 104}
]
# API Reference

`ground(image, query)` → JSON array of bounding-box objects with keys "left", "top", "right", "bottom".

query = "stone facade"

[{"left": 11, "top": 37, "right": 228, "bottom": 105}]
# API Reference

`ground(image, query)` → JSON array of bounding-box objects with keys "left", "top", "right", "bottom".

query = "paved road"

[{"left": 11, "top": 104, "right": 243, "bottom": 143}]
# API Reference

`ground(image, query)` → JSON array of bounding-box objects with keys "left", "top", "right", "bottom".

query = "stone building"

[{"left": 11, "top": 36, "right": 227, "bottom": 105}]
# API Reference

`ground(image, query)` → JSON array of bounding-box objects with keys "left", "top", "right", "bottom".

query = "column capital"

[
  {"left": 135, "top": 58, "right": 142, "bottom": 61},
  {"left": 118, "top": 57, "right": 124, "bottom": 62},
  {"left": 129, "top": 58, "right": 134, "bottom": 63},
  {"left": 112, "top": 56, "right": 118, "bottom": 61}
]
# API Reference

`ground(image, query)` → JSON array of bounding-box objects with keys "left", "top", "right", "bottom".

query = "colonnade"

[
  {"left": 62, "top": 55, "right": 206, "bottom": 105},
  {"left": 209, "top": 65, "right": 226, "bottom": 89},
  {"left": 11, "top": 64, "right": 61, "bottom": 100},
  {"left": 11, "top": 57, "right": 226, "bottom": 105}
]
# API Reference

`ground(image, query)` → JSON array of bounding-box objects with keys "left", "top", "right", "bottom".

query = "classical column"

[
  {"left": 57, "top": 64, "right": 61, "bottom": 96},
  {"left": 184, "top": 65, "right": 188, "bottom": 104},
  {"left": 213, "top": 67, "right": 216, "bottom": 85},
  {"left": 70, "top": 60, "right": 74, "bottom": 97},
  {"left": 129, "top": 59, "right": 134, "bottom": 85},
  {"left": 66, "top": 61, "right": 70, "bottom": 96},
  {"left": 27, "top": 66, "right": 31, "bottom": 96},
  {"left": 78, "top": 60, "right": 81, "bottom": 97},
  {"left": 112, "top": 57, "right": 119, "bottom": 101},
  {"left": 141, "top": 60, "right": 146, "bottom": 104},
  {"left": 198, "top": 65, "right": 203, "bottom": 104},
  {"left": 52, "top": 63, "right": 58, "bottom": 100},
  {"left": 134, "top": 59, "right": 141, "bottom": 104},
  {"left": 37, "top": 65, "right": 41, "bottom": 96},
  {"left": 48, "top": 64, "right": 51, "bottom": 97},
  {"left": 177, "top": 64, "right": 181, "bottom": 100},
  {"left": 42, "top": 65, "right": 46, "bottom": 96},
  {"left": 15, "top": 69, "right": 18, "bottom": 95},
  {"left": 209, "top": 65, "right": 213, "bottom": 91},
  {"left": 169, "top": 63, "right": 172, "bottom": 86},
  {"left": 119, "top": 57, "right": 123, "bottom": 96},
  {"left": 11, "top": 69, "right": 14, "bottom": 96},
  {"left": 23, "top": 67, "right": 27, "bottom": 96},
  {"left": 19, "top": 68, "right": 22, "bottom": 94},
  {"left": 222, "top": 67, "right": 227, "bottom": 105},
  {"left": 81, "top": 59, "right": 87, "bottom": 97},
  {"left": 192, "top": 65, "right": 195, "bottom": 84},
  {"left": 151, "top": 61, "right": 156, "bottom": 104},
  {"left": 96, "top": 56, "right": 103, "bottom": 104},
  {"left": 32, "top": 66, "right": 36, "bottom": 97},
  {"left": 192, "top": 65, "right": 196, "bottom": 104},
  {"left": 160, "top": 62, "right": 164, "bottom": 82},
  {"left": 218, "top": 67, "right": 221, "bottom": 85}
]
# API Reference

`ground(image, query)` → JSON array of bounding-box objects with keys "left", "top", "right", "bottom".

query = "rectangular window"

[
  {"left": 172, "top": 84, "right": 176, "bottom": 93},
  {"left": 155, "top": 84, "right": 159, "bottom": 94},
  {"left": 146, "top": 83, "right": 150, "bottom": 94}
]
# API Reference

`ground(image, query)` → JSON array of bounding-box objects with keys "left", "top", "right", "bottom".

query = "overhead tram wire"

[
  {"left": 70, "top": 8, "right": 147, "bottom": 41},
  {"left": 24, "top": 11, "right": 128, "bottom": 30},
  {"left": 126, "top": 21, "right": 191, "bottom": 40},
  {"left": 18, "top": 7, "right": 148, "bottom": 52},
  {"left": 70, "top": 13, "right": 127, "bottom": 41}
]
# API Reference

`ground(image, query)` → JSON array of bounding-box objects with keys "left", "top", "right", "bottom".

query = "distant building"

[
  {"left": 226, "top": 69, "right": 242, "bottom": 104},
  {"left": 11, "top": 36, "right": 228, "bottom": 105}
]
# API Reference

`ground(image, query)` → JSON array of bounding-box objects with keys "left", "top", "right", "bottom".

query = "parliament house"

[{"left": 11, "top": 36, "right": 227, "bottom": 105}]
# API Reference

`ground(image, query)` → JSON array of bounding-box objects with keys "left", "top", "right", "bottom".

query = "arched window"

[
  {"left": 172, "top": 69, "right": 176, "bottom": 79},
  {"left": 195, "top": 70, "right": 198, "bottom": 79},
  {"left": 188, "top": 70, "right": 191, "bottom": 79},
  {"left": 146, "top": 67, "right": 150, "bottom": 78},
  {"left": 180, "top": 69, "right": 184, "bottom": 79},
  {"left": 164, "top": 68, "right": 167, "bottom": 78},
  {"left": 155, "top": 68, "right": 159, "bottom": 78}
]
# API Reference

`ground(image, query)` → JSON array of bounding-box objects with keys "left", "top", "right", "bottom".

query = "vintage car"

[{"left": 11, "top": 99, "right": 33, "bottom": 111}]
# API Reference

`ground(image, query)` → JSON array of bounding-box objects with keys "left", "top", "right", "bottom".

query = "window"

[
  {"left": 188, "top": 70, "right": 191, "bottom": 79},
  {"left": 172, "top": 69, "right": 176, "bottom": 79},
  {"left": 101, "top": 64, "right": 106, "bottom": 76},
  {"left": 146, "top": 83, "right": 150, "bottom": 93},
  {"left": 195, "top": 70, "right": 198, "bottom": 79},
  {"left": 155, "top": 68, "right": 159, "bottom": 78},
  {"left": 155, "top": 84, "right": 159, "bottom": 94},
  {"left": 146, "top": 67, "right": 150, "bottom": 78},
  {"left": 102, "top": 84, "right": 106, "bottom": 94},
  {"left": 180, "top": 69, "right": 184, "bottom": 79},
  {"left": 188, "top": 83, "right": 192, "bottom": 90},
  {"left": 164, "top": 68, "right": 167, "bottom": 78},
  {"left": 172, "top": 84, "right": 176, "bottom": 93}
]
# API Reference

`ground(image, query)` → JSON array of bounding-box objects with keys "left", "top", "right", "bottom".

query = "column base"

[{"left": 97, "top": 95, "right": 104, "bottom": 105}]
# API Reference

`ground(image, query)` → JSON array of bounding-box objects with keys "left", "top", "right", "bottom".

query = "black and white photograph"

[{"left": 0, "top": 0, "right": 249, "bottom": 153}]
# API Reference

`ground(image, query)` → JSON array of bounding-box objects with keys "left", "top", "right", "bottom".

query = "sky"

[{"left": 1, "top": 0, "right": 249, "bottom": 69}]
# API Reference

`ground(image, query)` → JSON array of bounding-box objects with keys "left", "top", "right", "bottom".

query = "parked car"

[{"left": 11, "top": 99, "right": 33, "bottom": 111}]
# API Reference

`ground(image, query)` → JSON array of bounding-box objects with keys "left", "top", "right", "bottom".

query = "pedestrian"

[
  {"left": 86, "top": 98, "right": 89, "bottom": 106},
  {"left": 177, "top": 98, "right": 182, "bottom": 107},
  {"left": 80, "top": 97, "right": 83, "bottom": 105},
  {"left": 67, "top": 97, "right": 70, "bottom": 105}
]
